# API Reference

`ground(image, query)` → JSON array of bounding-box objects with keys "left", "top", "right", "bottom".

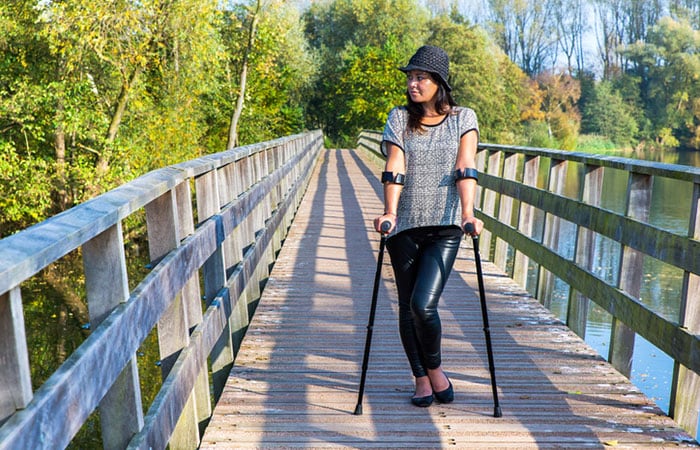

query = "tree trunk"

[
  {"left": 227, "top": 0, "right": 261, "bottom": 150},
  {"left": 97, "top": 68, "right": 142, "bottom": 178},
  {"left": 54, "top": 100, "right": 70, "bottom": 211}
]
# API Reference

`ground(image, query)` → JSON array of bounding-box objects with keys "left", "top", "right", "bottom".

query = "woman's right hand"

[
  {"left": 462, "top": 216, "right": 484, "bottom": 236},
  {"left": 374, "top": 213, "right": 396, "bottom": 234}
]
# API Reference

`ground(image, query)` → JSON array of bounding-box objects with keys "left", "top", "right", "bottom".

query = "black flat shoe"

[
  {"left": 411, "top": 394, "right": 434, "bottom": 407},
  {"left": 434, "top": 380, "right": 454, "bottom": 404}
]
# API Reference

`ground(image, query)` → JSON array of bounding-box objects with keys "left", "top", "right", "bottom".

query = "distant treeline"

[{"left": 1, "top": 0, "right": 698, "bottom": 235}]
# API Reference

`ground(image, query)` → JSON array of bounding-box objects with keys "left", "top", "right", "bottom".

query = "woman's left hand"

[{"left": 374, "top": 213, "right": 396, "bottom": 234}]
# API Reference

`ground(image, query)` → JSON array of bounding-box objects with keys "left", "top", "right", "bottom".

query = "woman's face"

[{"left": 406, "top": 70, "right": 439, "bottom": 104}]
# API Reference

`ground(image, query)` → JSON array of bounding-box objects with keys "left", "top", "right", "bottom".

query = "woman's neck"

[
  {"left": 421, "top": 103, "right": 450, "bottom": 124},
  {"left": 422, "top": 102, "right": 440, "bottom": 117},
  {"left": 422, "top": 99, "right": 452, "bottom": 117}
]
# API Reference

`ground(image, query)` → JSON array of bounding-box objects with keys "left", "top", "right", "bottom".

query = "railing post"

[
  {"left": 270, "top": 146, "right": 284, "bottom": 254},
  {"left": 218, "top": 162, "right": 243, "bottom": 274},
  {"left": 609, "top": 172, "right": 653, "bottom": 378},
  {"left": 244, "top": 153, "right": 264, "bottom": 315},
  {"left": 475, "top": 148, "right": 487, "bottom": 208},
  {"left": 173, "top": 181, "right": 212, "bottom": 433},
  {"left": 537, "top": 159, "right": 567, "bottom": 308},
  {"left": 0, "top": 287, "right": 32, "bottom": 425},
  {"left": 82, "top": 223, "right": 144, "bottom": 448},
  {"left": 239, "top": 156, "right": 255, "bottom": 254},
  {"left": 512, "top": 155, "right": 540, "bottom": 290},
  {"left": 567, "top": 165, "right": 604, "bottom": 338},
  {"left": 242, "top": 149, "right": 272, "bottom": 326},
  {"left": 218, "top": 162, "right": 249, "bottom": 355},
  {"left": 196, "top": 169, "right": 233, "bottom": 402},
  {"left": 670, "top": 181, "right": 700, "bottom": 435},
  {"left": 480, "top": 150, "right": 502, "bottom": 261},
  {"left": 145, "top": 187, "right": 199, "bottom": 448},
  {"left": 260, "top": 149, "right": 277, "bottom": 268},
  {"left": 493, "top": 152, "right": 518, "bottom": 272}
]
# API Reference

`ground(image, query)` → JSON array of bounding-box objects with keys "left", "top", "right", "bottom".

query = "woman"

[{"left": 374, "top": 45, "right": 484, "bottom": 407}]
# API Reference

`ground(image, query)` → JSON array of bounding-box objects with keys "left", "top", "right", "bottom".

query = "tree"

[
  {"left": 126, "top": 0, "right": 225, "bottom": 168},
  {"left": 552, "top": 0, "right": 588, "bottom": 75},
  {"left": 218, "top": 0, "right": 316, "bottom": 147},
  {"left": 0, "top": 0, "right": 70, "bottom": 232},
  {"left": 534, "top": 70, "right": 581, "bottom": 149},
  {"left": 581, "top": 80, "right": 638, "bottom": 147},
  {"left": 622, "top": 16, "right": 700, "bottom": 149},
  {"left": 227, "top": 0, "right": 261, "bottom": 149},
  {"left": 486, "top": 0, "right": 558, "bottom": 76},
  {"left": 428, "top": 16, "right": 529, "bottom": 143},
  {"left": 302, "top": 0, "right": 427, "bottom": 143},
  {"left": 669, "top": 0, "right": 700, "bottom": 30},
  {"left": 333, "top": 41, "right": 408, "bottom": 135},
  {"left": 40, "top": 0, "right": 160, "bottom": 180},
  {"left": 0, "top": 0, "right": 228, "bottom": 234},
  {"left": 593, "top": 0, "right": 665, "bottom": 80}
]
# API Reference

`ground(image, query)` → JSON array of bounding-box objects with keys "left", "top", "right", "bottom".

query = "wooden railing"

[
  {"left": 0, "top": 130, "right": 323, "bottom": 449},
  {"left": 358, "top": 130, "right": 700, "bottom": 435}
]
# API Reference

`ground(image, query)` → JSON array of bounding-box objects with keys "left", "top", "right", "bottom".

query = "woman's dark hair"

[{"left": 405, "top": 74, "right": 457, "bottom": 133}]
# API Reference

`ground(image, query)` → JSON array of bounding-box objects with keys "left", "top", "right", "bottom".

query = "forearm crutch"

[
  {"left": 464, "top": 223, "right": 502, "bottom": 418},
  {"left": 354, "top": 221, "right": 391, "bottom": 415}
]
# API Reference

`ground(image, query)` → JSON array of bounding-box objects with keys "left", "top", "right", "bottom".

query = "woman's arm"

[
  {"left": 455, "top": 129, "right": 484, "bottom": 235},
  {"left": 375, "top": 142, "right": 405, "bottom": 233}
]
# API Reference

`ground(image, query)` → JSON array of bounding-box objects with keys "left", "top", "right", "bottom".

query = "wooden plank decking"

[{"left": 200, "top": 148, "right": 699, "bottom": 449}]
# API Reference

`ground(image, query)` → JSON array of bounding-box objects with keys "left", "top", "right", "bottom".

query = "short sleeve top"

[{"left": 381, "top": 106, "right": 479, "bottom": 235}]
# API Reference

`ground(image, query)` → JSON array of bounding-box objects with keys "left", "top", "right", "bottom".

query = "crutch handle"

[
  {"left": 380, "top": 220, "right": 392, "bottom": 233},
  {"left": 464, "top": 222, "right": 474, "bottom": 233}
]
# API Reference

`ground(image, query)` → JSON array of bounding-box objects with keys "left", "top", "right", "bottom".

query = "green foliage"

[
  {"left": 581, "top": 80, "right": 638, "bottom": 148},
  {"left": 302, "top": 2, "right": 534, "bottom": 145},
  {"left": 0, "top": 143, "right": 53, "bottom": 236},
  {"left": 576, "top": 134, "right": 623, "bottom": 154},
  {"left": 621, "top": 16, "right": 700, "bottom": 149},
  {"left": 302, "top": 0, "right": 427, "bottom": 141},
  {"left": 427, "top": 16, "right": 528, "bottom": 143},
  {"left": 213, "top": 0, "right": 316, "bottom": 147},
  {"left": 528, "top": 70, "right": 581, "bottom": 149},
  {"left": 239, "top": 3, "right": 316, "bottom": 144},
  {"left": 334, "top": 42, "right": 407, "bottom": 142},
  {"left": 523, "top": 121, "right": 559, "bottom": 149},
  {"left": 1, "top": 0, "right": 300, "bottom": 234}
]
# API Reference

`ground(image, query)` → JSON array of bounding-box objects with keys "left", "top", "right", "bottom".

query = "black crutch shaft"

[
  {"left": 464, "top": 223, "right": 502, "bottom": 418},
  {"left": 354, "top": 220, "right": 391, "bottom": 415}
]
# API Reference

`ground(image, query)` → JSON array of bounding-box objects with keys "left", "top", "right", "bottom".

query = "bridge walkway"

[{"left": 200, "top": 148, "right": 698, "bottom": 448}]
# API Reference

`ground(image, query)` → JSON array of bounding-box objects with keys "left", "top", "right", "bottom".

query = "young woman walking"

[{"left": 374, "top": 45, "right": 483, "bottom": 407}]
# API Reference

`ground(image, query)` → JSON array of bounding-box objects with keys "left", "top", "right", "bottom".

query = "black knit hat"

[{"left": 399, "top": 45, "right": 451, "bottom": 92}]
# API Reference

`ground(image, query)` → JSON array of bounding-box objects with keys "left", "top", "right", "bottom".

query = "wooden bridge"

[{"left": 1, "top": 130, "right": 699, "bottom": 448}]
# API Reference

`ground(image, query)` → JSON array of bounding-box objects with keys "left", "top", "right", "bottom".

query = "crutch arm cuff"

[
  {"left": 454, "top": 168, "right": 479, "bottom": 183},
  {"left": 381, "top": 171, "right": 406, "bottom": 185}
]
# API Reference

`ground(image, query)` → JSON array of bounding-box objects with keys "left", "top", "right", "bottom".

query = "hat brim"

[{"left": 398, "top": 64, "right": 452, "bottom": 91}]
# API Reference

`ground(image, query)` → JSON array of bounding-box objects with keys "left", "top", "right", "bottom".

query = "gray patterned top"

[{"left": 381, "top": 106, "right": 479, "bottom": 235}]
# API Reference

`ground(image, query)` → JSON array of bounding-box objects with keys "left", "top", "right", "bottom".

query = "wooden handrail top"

[{"left": 0, "top": 132, "right": 312, "bottom": 295}]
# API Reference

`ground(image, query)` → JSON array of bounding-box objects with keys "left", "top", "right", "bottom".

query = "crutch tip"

[
  {"left": 353, "top": 404, "right": 363, "bottom": 415},
  {"left": 494, "top": 406, "right": 502, "bottom": 418}
]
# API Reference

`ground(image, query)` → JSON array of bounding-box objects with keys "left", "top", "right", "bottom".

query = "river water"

[{"left": 540, "top": 148, "right": 699, "bottom": 426}]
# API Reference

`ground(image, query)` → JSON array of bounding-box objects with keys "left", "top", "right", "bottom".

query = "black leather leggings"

[{"left": 386, "top": 226, "right": 463, "bottom": 378}]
